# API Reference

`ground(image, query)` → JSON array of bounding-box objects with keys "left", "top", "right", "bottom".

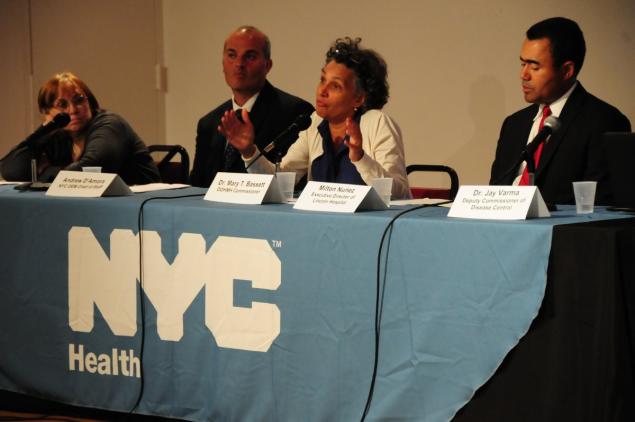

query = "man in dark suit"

[
  {"left": 490, "top": 17, "right": 631, "bottom": 205},
  {"left": 190, "top": 25, "right": 314, "bottom": 187}
]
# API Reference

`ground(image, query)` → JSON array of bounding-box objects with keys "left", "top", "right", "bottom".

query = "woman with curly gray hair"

[{"left": 220, "top": 37, "right": 410, "bottom": 199}]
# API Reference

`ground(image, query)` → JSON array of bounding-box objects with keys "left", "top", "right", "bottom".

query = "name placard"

[
  {"left": 204, "top": 172, "right": 284, "bottom": 204},
  {"left": 448, "top": 185, "right": 550, "bottom": 220},
  {"left": 46, "top": 170, "right": 131, "bottom": 197},
  {"left": 294, "top": 181, "right": 386, "bottom": 213}
]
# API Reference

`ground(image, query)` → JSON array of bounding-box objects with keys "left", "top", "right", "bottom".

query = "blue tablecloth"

[{"left": 0, "top": 186, "right": 629, "bottom": 421}]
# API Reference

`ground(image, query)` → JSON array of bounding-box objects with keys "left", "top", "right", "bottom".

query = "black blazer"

[
  {"left": 190, "top": 80, "right": 314, "bottom": 187},
  {"left": 490, "top": 83, "right": 631, "bottom": 205}
]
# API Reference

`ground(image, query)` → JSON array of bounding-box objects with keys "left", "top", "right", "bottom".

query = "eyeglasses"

[{"left": 53, "top": 94, "right": 87, "bottom": 111}]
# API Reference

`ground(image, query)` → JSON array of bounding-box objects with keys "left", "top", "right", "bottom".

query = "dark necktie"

[
  {"left": 519, "top": 105, "right": 552, "bottom": 185},
  {"left": 222, "top": 109, "right": 241, "bottom": 171}
]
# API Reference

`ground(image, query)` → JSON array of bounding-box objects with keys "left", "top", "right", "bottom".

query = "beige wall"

[
  {"left": 163, "top": 0, "right": 634, "bottom": 185},
  {"left": 0, "top": 0, "right": 164, "bottom": 163},
  {"left": 0, "top": 1, "right": 33, "bottom": 156},
  {"left": 2, "top": 0, "right": 633, "bottom": 187},
  {"left": 29, "top": 0, "right": 166, "bottom": 146}
]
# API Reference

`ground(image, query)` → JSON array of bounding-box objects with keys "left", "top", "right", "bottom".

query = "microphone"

[
  {"left": 523, "top": 115, "right": 561, "bottom": 158},
  {"left": 491, "top": 115, "right": 561, "bottom": 186},
  {"left": 12, "top": 113, "right": 70, "bottom": 192},
  {"left": 262, "top": 114, "right": 312, "bottom": 153},
  {"left": 23, "top": 113, "right": 71, "bottom": 150},
  {"left": 522, "top": 115, "right": 560, "bottom": 186},
  {"left": 244, "top": 114, "right": 312, "bottom": 170}
]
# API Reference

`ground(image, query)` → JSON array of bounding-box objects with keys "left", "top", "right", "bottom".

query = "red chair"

[{"left": 407, "top": 164, "right": 459, "bottom": 200}]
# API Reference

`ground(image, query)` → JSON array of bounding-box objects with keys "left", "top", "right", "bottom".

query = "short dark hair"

[
  {"left": 325, "top": 37, "right": 389, "bottom": 112},
  {"left": 527, "top": 17, "right": 586, "bottom": 77},
  {"left": 37, "top": 72, "right": 101, "bottom": 115}
]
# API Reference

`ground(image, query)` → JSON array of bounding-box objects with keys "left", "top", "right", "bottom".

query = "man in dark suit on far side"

[
  {"left": 490, "top": 17, "right": 630, "bottom": 205},
  {"left": 190, "top": 25, "right": 314, "bottom": 187}
]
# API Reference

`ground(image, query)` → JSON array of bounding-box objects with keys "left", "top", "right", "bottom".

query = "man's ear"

[{"left": 561, "top": 60, "right": 575, "bottom": 81}]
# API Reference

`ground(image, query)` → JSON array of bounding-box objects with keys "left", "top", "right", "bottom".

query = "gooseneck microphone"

[
  {"left": 245, "top": 114, "right": 312, "bottom": 170},
  {"left": 13, "top": 113, "right": 71, "bottom": 192},
  {"left": 491, "top": 115, "right": 561, "bottom": 186},
  {"left": 523, "top": 115, "right": 561, "bottom": 159},
  {"left": 262, "top": 114, "right": 312, "bottom": 153},
  {"left": 22, "top": 112, "right": 71, "bottom": 150},
  {"left": 522, "top": 115, "right": 561, "bottom": 186}
]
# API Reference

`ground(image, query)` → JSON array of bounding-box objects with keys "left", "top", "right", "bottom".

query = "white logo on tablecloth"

[{"left": 67, "top": 227, "right": 280, "bottom": 353}]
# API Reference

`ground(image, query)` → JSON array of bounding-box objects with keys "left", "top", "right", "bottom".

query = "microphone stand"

[
  {"left": 274, "top": 152, "right": 282, "bottom": 174},
  {"left": 29, "top": 158, "right": 37, "bottom": 184},
  {"left": 245, "top": 132, "right": 298, "bottom": 171},
  {"left": 29, "top": 159, "right": 51, "bottom": 190},
  {"left": 15, "top": 154, "right": 50, "bottom": 192}
]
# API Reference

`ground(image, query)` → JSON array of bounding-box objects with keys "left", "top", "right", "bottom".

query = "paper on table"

[
  {"left": 390, "top": 198, "right": 452, "bottom": 207},
  {"left": 130, "top": 183, "right": 190, "bottom": 193}
]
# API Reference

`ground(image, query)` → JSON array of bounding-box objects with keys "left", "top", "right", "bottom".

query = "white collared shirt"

[{"left": 232, "top": 92, "right": 259, "bottom": 112}]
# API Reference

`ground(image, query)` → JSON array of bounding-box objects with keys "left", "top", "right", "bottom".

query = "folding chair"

[
  {"left": 406, "top": 164, "right": 459, "bottom": 200},
  {"left": 148, "top": 144, "right": 190, "bottom": 184}
]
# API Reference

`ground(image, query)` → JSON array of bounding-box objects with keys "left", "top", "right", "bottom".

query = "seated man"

[
  {"left": 489, "top": 17, "right": 631, "bottom": 205},
  {"left": 190, "top": 25, "right": 314, "bottom": 187}
]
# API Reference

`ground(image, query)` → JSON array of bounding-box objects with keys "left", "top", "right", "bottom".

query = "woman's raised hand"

[{"left": 344, "top": 117, "right": 364, "bottom": 162}]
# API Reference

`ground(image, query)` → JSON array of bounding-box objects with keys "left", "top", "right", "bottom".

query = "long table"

[
  {"left": 456, "top": 217, "right": 635, "bottom": 422},
  {"left": 0, "top": 186, "right": 633, "bottom": 421}
]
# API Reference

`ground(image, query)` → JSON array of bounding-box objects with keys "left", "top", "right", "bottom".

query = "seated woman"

[
  {"left": 1, "top": 72, "right": 160, "bottom": 185},
  {"left": 219, "top": 37, "right": 410, "bottom": 199}
]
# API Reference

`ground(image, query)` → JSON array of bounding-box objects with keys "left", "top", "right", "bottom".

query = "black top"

[
  {"left": 1, "top": 111, "right": 160, "bottom": 185},
  {"left": 190, "top": 80, "right": 314, "bottom": 187},
  {"left": 311, "top": 114, "right": 365, "bottom": 185}
]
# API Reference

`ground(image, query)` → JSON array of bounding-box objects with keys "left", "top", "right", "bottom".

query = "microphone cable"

[
  {"left": 360, "top": 200, "right": 453, "bottom": 421},
  {"left": 128, "top": 192, "right": 204, "bottom": 417}
]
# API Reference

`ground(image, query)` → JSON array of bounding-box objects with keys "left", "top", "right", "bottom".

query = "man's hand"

[{"left": 219, "top": 109, "right": 257, "bottom": 158}]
